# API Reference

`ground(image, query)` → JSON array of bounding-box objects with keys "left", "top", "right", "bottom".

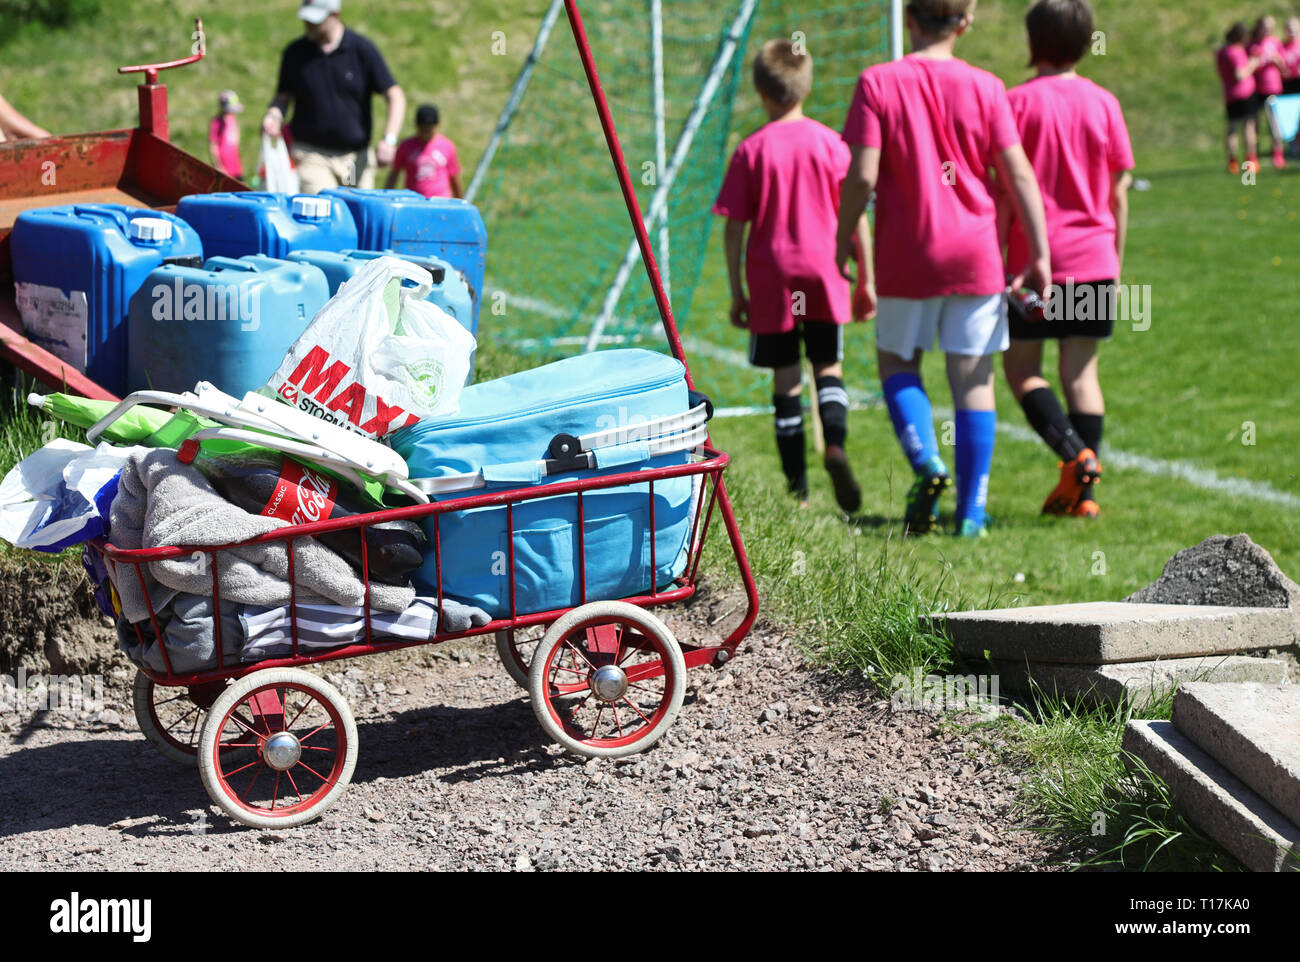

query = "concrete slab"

[
  {"left": 1126, "top": 534, "right": 1300, "bottom": 643},
  {"left": 1123, "top": 720, "right": 1300, "bottom": 872},
  {"left": 995, "top": 656, "right": 1290, "bottom": 712},
  {"left": 1173, "top": 683, "right": 1300, "bottom": 827},
  {"left": 930, "top": 602, "right": 1293, "bottom": 664}
]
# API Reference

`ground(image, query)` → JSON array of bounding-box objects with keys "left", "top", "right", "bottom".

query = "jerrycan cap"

[
  {"left": 128, "top": 217, "right": 175, "bottom": 243},
  {"left": 292, "top": 196, "right": 332, "bottom": 220}
]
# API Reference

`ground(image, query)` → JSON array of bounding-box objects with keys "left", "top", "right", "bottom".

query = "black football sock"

[
  {"left": 1068, "top": 412, "right": 1104, "bottom": 454},
  {"left": 1069, "top": 412, "right": 1104, "bottom": 502},
  {"left": 815, "top": 375, "right": 850, "bottom": 449},
  {"left": 773, "top": 394, "right": 807, "bottom": 496},
  {"left": 1020, "top": 387, "right": 1085, "bottom": 461}
]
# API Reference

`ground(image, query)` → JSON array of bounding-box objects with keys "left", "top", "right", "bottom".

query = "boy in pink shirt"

[
  {"left": 385, "top": 104, "right": 462, "bottom": 198},
  {"left": 836, "top": 0, "right": 1051, "bottom": 538},
  {"left": 1218, "top": 22, "right": 1260, "bottom": 174},
  {"left": 1250, "top": 16, "right": 1288, "bottom": 168},
  {"left": 208, "top": 90, "right": 244, "bottom": 180},
  {"left": 999, "top": 0, "right": 1134, "bottom": 519},
  {"left": 714, "top": 39, "right": 872, "bottom": 513}
]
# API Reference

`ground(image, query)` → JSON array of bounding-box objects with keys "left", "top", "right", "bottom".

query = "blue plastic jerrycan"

[
  {"left": 10, "top": 204, "right": 204, "bottom": 396},
  {"left": 320, "top": 188, "right": 486, "bottom": 329},
  {"left": 174, "top": 192, "right": 358, "bottom": 260},
  {"left": 126, "top": 255, "right": 330, "bottom": 397}
]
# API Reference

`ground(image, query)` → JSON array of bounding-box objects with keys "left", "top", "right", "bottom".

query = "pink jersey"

[
  {"left": 209, "top": 114, "right": 243, "bottom": 179},
  {"left": 1284, "top": 38, "right": 1300, "bottom": 78},
  {"left": 1251, "top": 36, "right": 1285, "bottom": 95},
  {"left": 393, "top": 134, "right": 461, "bottom": 198},
  {"left": 1005, "top": 75, "right": 1134, "bottom": 286},
  {"left": 1218, "top": 45, "right": 1256, "bottom": 102},
  {"left": 712, "top": 117, "right": 852, "bottom": 334},
  {"left": 841, "top": 56, "right": 1019, "bottom": 300}
]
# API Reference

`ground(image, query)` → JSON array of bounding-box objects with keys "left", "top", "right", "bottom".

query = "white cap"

[
  {"left": 298, "top": 0, "right": 341, "bottom": 25},
  {"left": 292, "top": 196, "right": 332, "bottom": 220},
  {"left": 128, "top": 217, "right": 175, "bottom": 243}
]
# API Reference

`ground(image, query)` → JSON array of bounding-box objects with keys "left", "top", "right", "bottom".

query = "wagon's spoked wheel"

[
  {"left": 133, "top": 671, "right": 230, "bottom": 767},
  {"left": 529, "top": 601, "right": 685, "bottom": 759},
  {"left": 495, "top": 624, "right": 548, "bottom": 690},
  {"left": 198, "top": 668, "right": 357, "bottom": 829}
]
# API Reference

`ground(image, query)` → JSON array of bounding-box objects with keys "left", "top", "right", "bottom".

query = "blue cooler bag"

[{"left": 390, "top": 350, "right": 706, "bottom": 619}]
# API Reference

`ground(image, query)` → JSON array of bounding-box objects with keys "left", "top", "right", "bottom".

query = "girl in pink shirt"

[
  {"left": 1283, "top": 18, "right": 1300, "bottom": 95},
  {"left": 999, "top": 0, "right": 1134, "bottom": 519},
  {"left": 714, "top": 40, "right": 872, "bottom": 513},
  {"left": 208, "top": 90, "right": 244, "bottom": 180},
  {"left": 836, "top": 0, "right": 1051, "bottom": 538},
  {"left": 1218, "top": 23, "right": 1260, "bottom": 174},
  {"left": 1251, "top": 16, "right": 1288, "bottom": 168}
]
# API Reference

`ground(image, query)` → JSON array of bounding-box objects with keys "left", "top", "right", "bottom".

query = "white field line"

[{"left": 492, "top": 289, "right": 1298, "bottom": 508}]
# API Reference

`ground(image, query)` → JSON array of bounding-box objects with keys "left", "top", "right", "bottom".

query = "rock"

[
  {"left": 1126, "top": 535, "right": 1300, "bottom": 641},
  {"left": 95, "top": 709, "right": 122, "bottom": 728},
  {"left": 656, "top": 842, "right": 684, "bottom": 862}
]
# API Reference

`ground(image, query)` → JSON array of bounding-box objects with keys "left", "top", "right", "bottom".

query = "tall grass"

[{"left": 1006, "top": 681, "right": 1238, "bottom": 871}]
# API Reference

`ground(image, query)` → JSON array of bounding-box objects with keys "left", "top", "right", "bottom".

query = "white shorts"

[{"left": 875, "top": 294, "right": 1009, "bottom": 360}]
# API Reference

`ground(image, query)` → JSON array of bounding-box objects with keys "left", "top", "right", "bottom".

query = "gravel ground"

[{"left": 0, "top": 589, "right": 1056, "bottom": 872}]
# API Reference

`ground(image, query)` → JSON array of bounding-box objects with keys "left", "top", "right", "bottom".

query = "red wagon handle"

[{"left": 117, "top": 17, "right": 206, "bottom": 85}]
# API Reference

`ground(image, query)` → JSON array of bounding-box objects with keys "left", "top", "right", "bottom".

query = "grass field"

[{"left": 2, "top": 1, "right": 1298, "bottom": 869}]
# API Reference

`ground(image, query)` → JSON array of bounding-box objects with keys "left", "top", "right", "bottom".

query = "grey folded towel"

[{"left": 109, "top": 449, "right": 415, "bottom": 621}]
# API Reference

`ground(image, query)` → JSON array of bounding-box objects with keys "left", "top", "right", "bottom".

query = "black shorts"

[
  {"left": 1226, "top": 95, "right": 1260, "bottom": 121},
  {"left": 1283, "top": 79, "right": 1300, "bottom": 96},
  {"left": 749, "top": 321, "right": 844, "bottom": 369},
  {"left": 1009, "top": 280, "right": 1116, "bottom": 341}
]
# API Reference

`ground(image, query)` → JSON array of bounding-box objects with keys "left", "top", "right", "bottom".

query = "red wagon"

[{"left": 91, "top": 0, "right": 758, "bottom": 829}]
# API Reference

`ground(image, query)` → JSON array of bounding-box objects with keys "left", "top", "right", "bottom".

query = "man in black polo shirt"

[{"left": 261, "top": 0, "right": 406, "bottom": 193}]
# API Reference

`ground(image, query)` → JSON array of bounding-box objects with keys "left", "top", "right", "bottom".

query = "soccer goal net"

[{"left": 469, "top": 0, "right": 895, "bottom": 413}]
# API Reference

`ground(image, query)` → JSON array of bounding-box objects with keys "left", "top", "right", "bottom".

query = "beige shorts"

[{"left": 290, "top": 142, "right": 376, "bottom": 194}]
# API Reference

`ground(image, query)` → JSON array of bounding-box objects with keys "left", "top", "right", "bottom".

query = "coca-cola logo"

[
  {"left": 262, "top": 460, "right": 338, "bottom": 525},
  {"left": 290, "top": 466, "right": 335, "bottom": 525}
]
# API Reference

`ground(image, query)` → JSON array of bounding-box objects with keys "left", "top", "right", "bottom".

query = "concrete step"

[
  {"left": 995, "top": 656, "right": 1290, "bottom": 712},
  {"left": 1123, "top": 720, "right": 1300, "bottom": 872},
  {"left": 1173, "top": 683, "right": 1300, "bottom": 827},
  {"left": 930, "top": 602, "right": 1293, "bottom": 665}
]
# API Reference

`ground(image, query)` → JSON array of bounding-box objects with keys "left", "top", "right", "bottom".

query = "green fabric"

[{"left": 35, "top": 393, "right": 172, "bottom": 444}]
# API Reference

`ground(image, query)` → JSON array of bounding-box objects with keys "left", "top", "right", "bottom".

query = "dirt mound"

[{"left": 0, "top": 559, "right": 118, "bottom": 676}]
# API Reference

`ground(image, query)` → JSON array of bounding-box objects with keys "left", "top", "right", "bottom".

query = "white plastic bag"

[
  {"left": 265, "top": 256, "right": 477, "bottom": 438},
  {"left": 259, "top": 134, "right": 300, "bottom": 194},
  {"left": 0, "top": 439, "right": 144, "bottom": 551}
]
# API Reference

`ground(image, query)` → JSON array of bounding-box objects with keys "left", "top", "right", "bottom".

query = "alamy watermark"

[
  {"left": 1, "top": 668, "right": 104, "bottom": 715},
  {"left": 150, "top": 278, "right": 261, "bottom": 331},
  {"left": 1040, "top": 277, "right": 1152, "bottom": 332},
  {"left": 889, "top": 667, "right": 1000, "bottom": 714}
]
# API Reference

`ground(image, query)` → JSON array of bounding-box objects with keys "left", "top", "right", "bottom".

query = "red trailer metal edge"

[{"left": 0, "top": 19, "right": 245, "bottom": 400}]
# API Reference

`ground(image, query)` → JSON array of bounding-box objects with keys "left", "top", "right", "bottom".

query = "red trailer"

[{"left": 0, "top": 19, "right": 243, "bottom": 401}]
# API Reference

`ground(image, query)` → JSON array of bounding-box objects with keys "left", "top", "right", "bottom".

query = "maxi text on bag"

[{"left": 265, "top": 256, "right": 476, "bottom": 439}]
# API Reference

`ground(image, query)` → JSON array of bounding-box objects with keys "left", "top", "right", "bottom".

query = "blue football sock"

[
  {"left": 955, "top": 409, "right": 996, "bottom": 528},
  {"left": 883, "top": 373, "right": 944, "bottom": 475}
]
